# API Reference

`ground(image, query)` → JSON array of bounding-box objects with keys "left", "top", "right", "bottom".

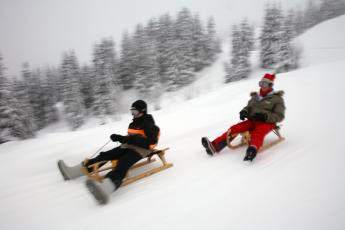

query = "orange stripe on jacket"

[
  {"left": 128, "top": 128, "right": 147, "bottom": 137},
  {"left": 127, "top": 129, "right": 160, "bottom": 150}
]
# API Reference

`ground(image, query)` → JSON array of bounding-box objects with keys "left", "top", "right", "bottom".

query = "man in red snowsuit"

[{"left": 201, "top": 73, "right": 285, "bottom": 161}]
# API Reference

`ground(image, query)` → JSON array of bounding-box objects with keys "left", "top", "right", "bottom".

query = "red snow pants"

[{"left": 212, "top": 120, "right": 276, "bottom": 152}]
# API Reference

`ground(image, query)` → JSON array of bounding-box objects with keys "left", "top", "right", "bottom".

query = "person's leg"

[
  {"left": 211, "top": 120, "right": 255, "bottom": 152},
  {"left": 249, "top": 122, "right": 276, "bottom": 150},
  {"left": 86, "top": 147, "right": 125, "bottom": 165},
  {"left": 244, "top": 122, "right": 276, "bottom": 161},
  {"left": 105, "top": 149, "right": 143, "bottom": 187}
]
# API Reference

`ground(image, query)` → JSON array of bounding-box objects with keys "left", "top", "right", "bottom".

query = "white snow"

[{"left": 1, "top": 15, "right": 345, "bottom": 230}]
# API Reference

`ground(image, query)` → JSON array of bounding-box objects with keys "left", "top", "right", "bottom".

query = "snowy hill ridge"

[
  {"left": 1, "top": 15, "right": 345, "bottom": 230},
  {"left": 295, "top": 15, "right": 345, "bottom": 67}
]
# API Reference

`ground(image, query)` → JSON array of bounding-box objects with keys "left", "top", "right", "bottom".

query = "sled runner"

[
  {"left": 226, "top": 125, "right": 285, "bottom": 153},
  {"left": 81, "top": 148, "right": 173, "bottom": 187}
]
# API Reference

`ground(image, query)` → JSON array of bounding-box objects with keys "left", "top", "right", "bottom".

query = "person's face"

[
  {"left": 259, "top": 80, "right": 271, "bottom": 89},
  {"left": 130, "top": 109, "right": 142, "bottom": 118}
]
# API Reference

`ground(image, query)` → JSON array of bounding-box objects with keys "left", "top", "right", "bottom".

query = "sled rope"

[{"left": 89, "top": 140, "right": 112, "bottom": 158}]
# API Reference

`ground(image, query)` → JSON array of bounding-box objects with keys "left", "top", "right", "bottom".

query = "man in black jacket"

[{"left": 57, "top": 100, "right": 160, "bottom": 204}]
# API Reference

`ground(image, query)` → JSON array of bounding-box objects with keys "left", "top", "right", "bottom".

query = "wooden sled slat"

[
  {"left": 82, "top": 148, "right": 173, "bottom": 186},
  {"left": 258, "top": 136, "right": 285, "bottom": 153},
  {"left": 226, "top": 131, "right": 250, "bottom": 150},
  {"left": 226, "top": 126, "right": 285, "bottom": 153},
  {"left": 121, "top": 163, "right": 173, "bottom": 187}
]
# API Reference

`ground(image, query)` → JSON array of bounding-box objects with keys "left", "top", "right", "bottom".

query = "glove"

[
  {"left": 253, "top": 112, "right": 268, "bottom": 122},
  {"left": 239, "top": 110, "right": 248, "bottom": 120},
  {"left": 110, "top": 134, "right": 127, "bottom": 143}
]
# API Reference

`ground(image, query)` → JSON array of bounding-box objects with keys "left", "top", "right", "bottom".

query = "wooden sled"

[
  {"left": 226, "top": 125, "right": 285, "bottom": 153},
  {"left": 81, "top": 148, "right": 173, "bottom": 187}
]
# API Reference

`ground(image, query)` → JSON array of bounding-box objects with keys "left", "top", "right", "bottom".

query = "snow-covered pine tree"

[
  {"left": 128, "top": 22, "right": 161, "bottom": 106},
  {"left": 146, "top": 18, "right": 159, "bottom": 41},
  {"left": 320, "top": 0, "right": 345, "bottom": 21},
  {"left": 101, "top": 38, "right": 120, "bottom": 87},
  {"left": 293, "top": 9, "right": 306, "bottom": 36},
  {"left": 285, "top": 10, "right": 298, "bottom": 39},
  {"left": 225, "top": 20, "right": 254, "bottom": 83},
  {"left": 0, "top": 55, "right": 34, "bottom": 142},
  {"left": 304, "top": 0, "right": 321, "bottom": 30},
  {"left": 15, "top": 63, "right": 37, "bottom": 133},
  {"left": 92, "top": 38, "right": 120, "bottom": 121},
  {"left": 205, "top": 16, "right": 220, "bottom": 65},
  {"left": 40, "top": 68, "right": 59, "bottom": 126},
  {"left": 226, "top": 25, "right": 240, "bottom": 82},
  {"left": 259, "top": 4, "right": 284, "bottom": 70},
  {"left": 164, "top": 39, "right": 181, "bottom": 91},
  {"left": 0, "top": 54, "right": 15, "bottom": 143},
  {"left": 172, "top": 8, "right": 195, "bottom": 87},
  {"left": 21, "top": 63, "right": 41, "bottom": 130},
  {"left": 241, "top": 19, "right": 255, "bottom": 55},
  {"left": 32, "top": 68, "right": 55, "bottom": 128},
  {"left": 157, "top": 13, "right": 176, "bottom": 88},
  {"left": 275, "top": 11, "right": 300, "bottom": 73},
  {"left": 144, "top": 20, "right": 162, "bottom": 107},
  {"left": 80, "top": 64, "right": 95, "bottom": 111},
  {"left": 4, "top": 79, "right": 35, "bottom": 140},
  {"left": 22, "top": 65, "right": 50, "bottom": 130},
  {"left": 134, "top": 31, "right": 161, "bottom": 106},
  {"left": 118, "top": 8, "right": 220, "bottom": 93},
  {"left": 60, "top": 51, "right": 85, "bottom": 129},
  {"left": 119, "top": 31, "right": 135, "bottom": 90},
  {"left": 192, "top": 13, "right": 207, "bottom": 72},
  {"left": 131, "top": 23, "right": 147, "bottom": 90},
  {"left": 11, "top": 78, "right": 36, "bottom": 138},
  {"left": 45, "top": 67, "right": 60, "bottom": 105}
]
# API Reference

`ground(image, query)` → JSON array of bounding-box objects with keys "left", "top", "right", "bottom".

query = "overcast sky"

[{"left": 0, "top": 0, "right": 306, "bottom": 77}]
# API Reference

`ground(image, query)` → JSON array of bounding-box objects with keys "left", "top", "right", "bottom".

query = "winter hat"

[
  {"left": 131, "top": 100, "right": 147, "bottom": 113},
  {"left": 260, "top": 73, "right": 275, "bottom": 86}
]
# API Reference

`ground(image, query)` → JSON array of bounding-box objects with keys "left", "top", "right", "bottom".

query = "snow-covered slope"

[{"left": 1, "top": 16, "right": 345, "bottom": 230}]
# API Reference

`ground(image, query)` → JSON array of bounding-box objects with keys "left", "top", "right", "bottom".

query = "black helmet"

[{"left": 131, "top": 100, "right": 147, "bottom": 113}]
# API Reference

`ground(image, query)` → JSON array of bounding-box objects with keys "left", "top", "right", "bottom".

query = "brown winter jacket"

[{"left": 242, "top": 90, "right": 285, "bottom": 124}]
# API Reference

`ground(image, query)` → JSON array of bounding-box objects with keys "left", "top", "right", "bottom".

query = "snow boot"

[
  {"left": 57, "top": 160, "right": 84, "bottom": 180},
  {"left": 243, "top": 146, "right": 257, "bottom": 161},
  {"left": 201, "top": 137, "right": 216, "bottom": 156},
  {"left": 86, "top": 178, "right": 117, "bottom": 205}
]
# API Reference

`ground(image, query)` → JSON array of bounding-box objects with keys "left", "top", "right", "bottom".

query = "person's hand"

[
  {"left": 110, "top": 134, "right": 125, "bottom": 143},
  {"left": 253, "top": 112, "right": 268, "bottom": 122},
  {"left": 239, "top": 110, "right": 248, "bottom": 120}
]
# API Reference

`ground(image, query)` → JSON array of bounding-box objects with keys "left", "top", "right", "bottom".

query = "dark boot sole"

[
  {"left": 201, "top": 137, "right": 214, "bottom": 156},
  {"left": 243, "top": 156, "right": 254, "bottom": 162}
]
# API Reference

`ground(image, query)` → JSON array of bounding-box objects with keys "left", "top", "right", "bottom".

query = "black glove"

[
  {"left": 110, "top": 134, "right": 127, "bottom": 143},
  {"left": 239, "top": 110, "right": 248, "bottom": 120},
  {"left": 253, "top": 112, "right": 268, "bottom": 122}
]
